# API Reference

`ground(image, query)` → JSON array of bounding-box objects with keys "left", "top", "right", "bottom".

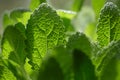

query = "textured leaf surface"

[
  {"left": 109, "top": 0, "right": 120, "bottom": 9},
  {"left": 30, "top": 0, "right": 46, "bottom": 11},
  {"left": 97, "top": 2, "right": 120, "bottom": 47},
  {"left": 26, "top": 3, "right": 65, "bottom": 69},
  {"left": 94, "top": 40, "right": 120, "bottom": 80}
]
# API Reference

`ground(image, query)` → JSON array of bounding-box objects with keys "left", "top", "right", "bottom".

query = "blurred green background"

[
  {"left": 0, "top": 0, "right": 92, "bottom": 35},
  {"left": 0, "top": 0, "right": 30, "bottom": 34}
]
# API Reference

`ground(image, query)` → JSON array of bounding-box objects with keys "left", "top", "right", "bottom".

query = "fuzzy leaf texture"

[
  {"left": 26, "top": 3, "right": 65, "bottom": 70},
  {"left": 97, "top": 2, "right": 120, "bottom": 47},
  {"left": 94, "top": 40, "right": 120, "bottom": 80}
]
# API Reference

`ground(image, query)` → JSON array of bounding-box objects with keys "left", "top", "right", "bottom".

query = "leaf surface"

[
  {"left": 10, "top": 9, "right": 31, "bottom": 26},
  {"left": 1, "top": 23, "right": 30, "bottom": 80},
  {"left": 38, "top": 57, "right": 64, "bottom": 80},
  {"left": 0, "top": 60, "right": 16, "bottom": 80},
  {"left": 26, "top": 3, "right": 65, "bottom": 69},
  {"left": 94, "top": 41, "right": 120, "bottom": 80},
  {"left": 67, "top": 32, "right": 97, "bottom": 80},
  {"left": 73, "top": 49, "right": 97, "bottom": 80},
  {"left": 67, "top": 32, "right": 92, "bottom": 57},
  {"left": 57, "top": 10, "right": 76, "bottom": 32},
  {"left": 97, "top": 2, "right": 120, "bottom": 47},
  {"left": 3, "top": 9, "right": 31, "bottom": 28}
]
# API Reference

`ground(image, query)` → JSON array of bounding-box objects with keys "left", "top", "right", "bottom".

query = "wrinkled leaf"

[
  {"left": 97, "top": 2, "right": 120, "bottom": 47},
  {"left": 26, "top": 3, "right": 65, "bottom": 70}
]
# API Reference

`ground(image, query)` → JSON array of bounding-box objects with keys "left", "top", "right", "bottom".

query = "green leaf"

[
  {"left": 37, "top": 32, "right": 97, "bottom": 80},
  {"left": 52, "top": 46, "right": 73, "bottom": 80},
  {"left": 57, "top": 10, "right": 76, "bottom": 33},
  {"left": 1, "top": 23, "right": 26, "bottom": 63},
  {"left": 0, "top": 65, "right": 16, "bottom": 80},
  {"left": 67, "top": 32, "right": 97, "bottom": 80},
  {"left": 1, "top": 23, "right": 30, "bottom": 80},
  {"left": 94, "top": 40, "right": 120, "bottom": 80},
  {"left": 97, "top": 2, "right": 120, "bottom": 47},
  {"left": 71, "top": 0, "right": 84, "bottom": 12},
  {"left": 67, "top": 32, "right": 92, "bottom": 57},
  {"left": 37, "top": 46, "right": 72, "bottom": 80},
  {"left": 92, "top": 0, "right": 106, "bottom": 18},
  {"left": 3, "top": 13, "right": 14, "bottom": 28},
  {"left": 0, "top": 59, "right": 16, "bottom": 80},
  {"left": 73, "top": 49, "right": 97, "bottom": 80},
  {"left": 10, "top": 9, "right": 31, "bottom": 26},
  {"left": 3, "top": 9, "right": 31, "bottom": 28},
  {"left": 38, "top": 57, "right": 64, "bottom": 80},
  {"left": 26, "top": 3, "right": 65, "bottom": 70},
  {"left": 30, "top": 0, "right": 46, "bottom": 11}
]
